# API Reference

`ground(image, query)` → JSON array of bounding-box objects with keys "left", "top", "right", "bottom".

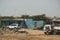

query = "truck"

[{"left": 43, "top": 20, "right": 60, "bottom": 35}]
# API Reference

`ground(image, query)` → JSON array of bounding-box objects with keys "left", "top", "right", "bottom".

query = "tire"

[
  {"left": 7, "top": 27, "right": 9, "bottom": 30},
  {"left": 56, "top": 32, "right": 60, "bottom": 35},
  {"left": 44, "top": 32, "right": 47, "bottom": 34},
  {"left": 44, "top": 32, "right": 50, "bottom": 35}
]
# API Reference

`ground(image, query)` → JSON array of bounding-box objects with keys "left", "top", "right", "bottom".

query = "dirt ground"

[{"left": 0, "top": 29, "right": 60, "bottom": 40}]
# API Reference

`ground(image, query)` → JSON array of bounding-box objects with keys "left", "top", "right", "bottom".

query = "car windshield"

[
  {"left": 11, "top": 24, "right": 16, "bottom": 26},
  {"left": 10, "top": 23, "right": 18, "bottom": 26}
]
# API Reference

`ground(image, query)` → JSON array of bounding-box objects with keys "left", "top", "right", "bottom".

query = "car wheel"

[{"left": 44, "top": 32, "right": 50, "bottom": 35}]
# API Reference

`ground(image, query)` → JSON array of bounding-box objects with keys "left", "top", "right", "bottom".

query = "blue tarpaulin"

[
  {"left": 24, "top": 19, "right": 44, "bottom": 29},
  {"left": 34, "top": 21, "right": 44, "bottom": 27},
  {"left": 24, "top": 19, "right": 34, "bottom": 29}
]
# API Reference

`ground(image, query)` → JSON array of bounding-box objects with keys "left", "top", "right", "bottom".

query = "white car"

[{"left": 7, "top": 23, "right": 19, "bottom": 28}]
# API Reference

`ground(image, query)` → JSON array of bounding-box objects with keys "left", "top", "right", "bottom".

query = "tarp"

[
  {"left": 34, "top": 21, "right": 44, "bottom": 27},
  {"left": 24, "top": 19, "right": 34, "bottom": 29}
]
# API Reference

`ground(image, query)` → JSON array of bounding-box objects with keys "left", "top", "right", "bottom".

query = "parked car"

[{"left": 7, "top": 23, "right": 20, "bottom": 29}]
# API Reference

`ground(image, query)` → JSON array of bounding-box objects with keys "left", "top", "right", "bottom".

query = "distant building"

[
  {"left": 52, "top": 17, "right": 60, "bottom": 26},
  {"left": 0, "top": 14, "right": 52, "bottom": 29}
]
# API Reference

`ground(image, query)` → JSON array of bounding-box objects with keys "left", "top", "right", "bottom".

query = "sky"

[{"left": 0, "top": 0, "right": 60, "bottom": 17}]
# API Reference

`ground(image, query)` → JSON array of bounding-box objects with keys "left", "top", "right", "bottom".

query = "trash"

[{"left": 15, "top": 28, "right": 28, "bottom": 34}]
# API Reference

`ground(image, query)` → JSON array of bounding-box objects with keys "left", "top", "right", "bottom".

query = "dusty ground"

[{"left": 0, "top": 29, "right": 60, "bottom": 40}]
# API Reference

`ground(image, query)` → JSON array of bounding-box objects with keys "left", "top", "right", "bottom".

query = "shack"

[
  {"left": 0, "top": 14, "right": 52, "bottom": 29},
  {"left": 24, "top": 18, "right": 45, "bottom": 29}
]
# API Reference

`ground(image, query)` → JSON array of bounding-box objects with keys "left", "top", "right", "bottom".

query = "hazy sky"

[{"left": 0, "top": 0, "right": 60, "bottom": 17}]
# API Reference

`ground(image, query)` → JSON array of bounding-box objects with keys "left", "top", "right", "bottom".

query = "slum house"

[
  {"left": 21, "top": 15, "right": 45, "bottom": 29},
  {"left": 1, "top": 19, "right": 28, "bottom": 28},
  {"left": 31, "top": 14, "right": 52, "bottom": 27},
  {"left": 0, "top": 16, "right": 34, "bottom": 28},
  {"left": 1, "top": 18, "right": 34, "bottom": 29},
  {"left": 0, "top": 14, "right": 52, "bottom": 29},
  {"left": 21, "top": 14, "right": 51, "bottom": 29},
  {"left": 0, "top": 16, "right": 26, "bottom": 28}
]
